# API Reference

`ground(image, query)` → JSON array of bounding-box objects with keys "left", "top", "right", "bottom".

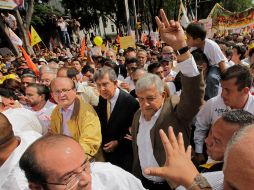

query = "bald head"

[
  {"left": 0, "top": 113, "right": 13, "bottom": 145},
  {"left": 19, "top": 135, "right": 86, "bottom": 187},
  {"left": 223, "top": 125, "right": 254, "bottom": 189}
]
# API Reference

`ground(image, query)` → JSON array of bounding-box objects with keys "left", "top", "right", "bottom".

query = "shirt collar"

[
  {"left": 140, "top": 104, "right": 163, "bottom": 122},
  {"left": 61, "top": 101, "right": 75, "bottom": 113},
  {"left": 109, "top": 88, "right": 120, "bottom": 103}
]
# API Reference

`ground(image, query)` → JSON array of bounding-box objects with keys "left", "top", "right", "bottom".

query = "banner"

[
  {"left": 119, "top": 36, "right": 135, "bottom": 49},
  {"left": 0, "top": 0, "right": 23, "bottom": 9},
  {"left": 80, "top": 37, "right": 86, "bottom": 58},
  {"left": 19, "top": 46, "right": 40, "bottom": 76},
  {"left": 30, "top": 26, "right": 42, "bottom": 46},
  {"left": 208, "top": 3, "right": 254, "bottom": 30},
  {"left": 178, "top": 0, "right": 190, "bottom": 28}
]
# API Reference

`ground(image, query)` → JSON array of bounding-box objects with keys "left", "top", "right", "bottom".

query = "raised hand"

[
  {"left": 155, "top": 9, "right": 187, "bottom": 50},
  {"left": 144, "top": 127, "right": 199, "bottom": 188}
]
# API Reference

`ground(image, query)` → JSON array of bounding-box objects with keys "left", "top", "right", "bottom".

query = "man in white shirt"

[
  {"left": 19, "top": 134, "right": 146, "bottom": 190},
  {"left": 0, "top": 113, "right": 41, "bottom": 190},
  {"left": 25, "top": 83, "right": 56, "bottom": 134},
  {"left": 57, "top": 17, "right": 71, "bottom": 48},
  {"left": 132, "top": 9, "right": 204, "bottom": 190},
  {"left": 186, "top": 23, "right": 227, "bottom": 100},
  {"left": 194, "top": 64, "right": 254, "bottom": 162}
]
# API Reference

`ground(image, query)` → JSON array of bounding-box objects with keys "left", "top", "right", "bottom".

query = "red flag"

[
  {"left": 80, "top": 37, "right": 86, "bottom": 58},
  {"left": 19, "top": 46, "right": 40, "bottom": 76}
]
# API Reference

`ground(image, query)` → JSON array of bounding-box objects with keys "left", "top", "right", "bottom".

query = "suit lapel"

[{"left": 150, "top": 99, "right": 172, "bottom": 150}]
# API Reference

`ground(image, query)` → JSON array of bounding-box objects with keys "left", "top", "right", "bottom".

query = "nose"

[{"left": 205, "top": 135, "right": 213, "bottom": 147}]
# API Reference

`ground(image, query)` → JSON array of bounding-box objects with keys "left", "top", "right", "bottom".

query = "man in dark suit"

[
  {"left": 94, "top": 66, "right": 139, "bottom": 172},
  {"left": 131, "top": 9, "right": 204, "bottom": 190}
]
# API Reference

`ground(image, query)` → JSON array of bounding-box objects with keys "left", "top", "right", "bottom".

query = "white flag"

[
  {"left": 8, "top": 27, "right": 23, "bottom": 46},
  {"left": 178, "top": 0, "right": 190, "bottom": 28}
]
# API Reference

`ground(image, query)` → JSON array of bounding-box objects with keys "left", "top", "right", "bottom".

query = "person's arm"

[
  {"left": 218, "top": 61, "right": 226, "bottom": 72},
  {"left": 193, "top": 99, "right": 213, "bottom": 155},
  {"left": 144, "top": 127, "right": 211, "bottom": 190},
  {"left": 79, "top": 105, "right": 102, "bottom": 156}
]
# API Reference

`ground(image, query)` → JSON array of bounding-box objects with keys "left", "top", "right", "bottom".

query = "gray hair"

[
  {"left": 93, "top": 66, "right": 117, "bottom": 82},
  {"left": 135, "top": 73, "right": 164, "bottom": 93},
  {"left": 222, "top": 110, "right": 254, "bottom": 128},
  {"left": 223, "top": 124, "right": 254, "bottom": 170}
]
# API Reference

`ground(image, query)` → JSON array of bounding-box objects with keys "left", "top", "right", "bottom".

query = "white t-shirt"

[
  {"left": 91, "top": 162, "right": 146, "bottom": 190},
  {"left": 58, "top": 21, "right": 68, "bottom": 31},
  {"left": 0, "top": 131, "right": 41, "bottom": 190},
  {"left": 191, "top": 39, "right": 227, "bottom": 67}
]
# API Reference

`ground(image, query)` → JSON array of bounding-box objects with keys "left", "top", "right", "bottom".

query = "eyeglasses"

[
  {"left": 44, "top": 157, "right": 94, "bottom": 190},
  {"left": 52, "top": 88, "right": 74, "bottom": 95},
  {"left": 137, "top": 95, "right": 159, "bottom": 103}
]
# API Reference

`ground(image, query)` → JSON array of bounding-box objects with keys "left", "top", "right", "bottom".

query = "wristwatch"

[
  {"left": 175, "top": 46, "right": 189, "bottom": 55},
  {"left": 187, "top": 174, "right": 211, "bottom": 190}
]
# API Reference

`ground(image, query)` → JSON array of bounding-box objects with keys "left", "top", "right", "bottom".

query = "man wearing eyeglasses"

[
  {"left": 49, "top": 77, "right": 102, "bottom": 157},
  {"left": 19, "top": 134, "right": 146, "bottom": 190}
]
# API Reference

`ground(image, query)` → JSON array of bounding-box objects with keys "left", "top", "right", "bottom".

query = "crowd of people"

[{"left": 1, "top": 8, "right": 254, "bottom": 190}]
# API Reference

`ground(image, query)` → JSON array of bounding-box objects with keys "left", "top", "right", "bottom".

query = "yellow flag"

[{"left": 30, "top": 26, "right": 42, "bottom": 46}]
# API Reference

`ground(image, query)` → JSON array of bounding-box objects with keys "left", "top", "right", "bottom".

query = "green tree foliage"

[{"left": 222, "top": 0, "right": 253, "bottom": 12}]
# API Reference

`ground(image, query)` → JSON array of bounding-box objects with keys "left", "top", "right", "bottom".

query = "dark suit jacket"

[
  {"left": 95, "top": 89, "right": 139, "bottom": 171},
  {"left": 132, "top": 73, "right": 204, "bottom": 178}
]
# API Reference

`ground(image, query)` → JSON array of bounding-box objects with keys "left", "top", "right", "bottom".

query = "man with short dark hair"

[
  {"left": 94, "top": 66, "right": 139, "bottom": 172},
  {"left": 19, "top": 135, "right": 146, "bottom": 190},
  {"left": 21, "top": 73, "right": 36, "bottom": 93},
  {"left": 194, "top": 64, "right": 254, "bottom": 162},
  {"left": 49, "top": 77, "right": 101, "bottom": 156},
  {"left": 25, "top": 83, "right": 56, "bottom": 134}
]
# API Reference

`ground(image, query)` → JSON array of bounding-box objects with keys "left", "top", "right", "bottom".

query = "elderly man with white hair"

[{"left": 131, "top": 9, "right": 204, "bottom": 190}]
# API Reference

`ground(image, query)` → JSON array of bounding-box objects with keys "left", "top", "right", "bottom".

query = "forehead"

[
  {"left": 136, "top": 84, "right": 159, "bottom": 96},
  {"left": 22, "top": 77, "right": 35, "bottom": 82},
  {"left": 212, "top": 118, "right": 238, "bottom": 138},
  {"left": 137, "top": 52, "right": 147, "bottom": 57},
  {"left": 26, "top": 86, "right": 38, "bottom": 94},
  {"left": 162, "top": 46, "right": 173, "bottom": 53},
  {"left": 53, "top": 79, "right": 73, "bottom": 89},
  {"left": 221, "top": 78, "right": 238, "bottom": 88}
]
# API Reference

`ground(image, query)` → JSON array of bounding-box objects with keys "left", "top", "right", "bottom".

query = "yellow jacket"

[{"left": 50, "top": 98, "right": 102, "bottom": 156}]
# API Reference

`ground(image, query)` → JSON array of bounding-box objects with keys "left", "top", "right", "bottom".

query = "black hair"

[
  {"left": 148, "top": 62, "right": 162, "bottom": 73},
  {"left": 191, "top": 48, "right": 209, "bottom": 67},
  {"left": 0, "top": 88, "right": 18, "bottom": 100},
  {"left": 249, "top": 47, "right": 254, "bottom": 57},
  {"left": 233, "top": 45, "right": 246, "bottom": 60},
  {"left": 66, "top": 67, "right": 79, "bottom": 79},
  {"left": 81, "top": 65, "right": 95, "bottom": 75},
  {"left": 186, "top": 23, "right": 207, "bottom": 40},
  {"left": 27, "top": 83, "right": 51, "bottom": 101},
  {"left": 222, "top": 110, "right": 254, "bottom": 128},
  {"left": 125, "top": 57, "right": 138, "bottom": 66},
  {"left": 221, "top": 64, "right": 252, "bottom": 90}
]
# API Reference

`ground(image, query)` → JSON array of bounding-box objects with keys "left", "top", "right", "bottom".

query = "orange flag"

[
  {"left": 19, "top": 46, "right": 40, "bottom": 76},
  {"left": 116, "top": 35, "right": 120, "bottom": 44},
  {"left": 80, "top": 37, "right": 86, "bottom": 58}
]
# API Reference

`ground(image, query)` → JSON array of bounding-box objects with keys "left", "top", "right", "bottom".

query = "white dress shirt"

[
  {"left": 124, "top": 76, "right": 135, "bottom": 91},
  {"left": 194, "top": 93, "right": 254, "bottom": 153},
  {"left": 137, "top": 107, "right": 164, "bottom": 182},
  {"left": 91, "top": 162, "right": 146, "bottom": 190},
  {"left": 109, "top": 88, "right": 120, "bottom": 113},
  {"left": 25, "top": 100, "right": 56, "bottom": 134},
  {"left": 0, "top": 131, "right": 41, "bottom": 190}
]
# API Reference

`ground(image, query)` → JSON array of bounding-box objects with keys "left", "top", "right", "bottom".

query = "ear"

[
  {"left": 114, "top": 80, "right": 118, "bottom": 86},
  {"left": 28, "top": 182, "right": 43, "bottom": 190},
  {"left": 242, "top": 87, "right": 250, "bottom": 94}
]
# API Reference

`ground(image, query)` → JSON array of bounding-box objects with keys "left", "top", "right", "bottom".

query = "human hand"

[
  {"left": 103, "top": 140, "right": 118, "bottom": 153},
  {"left": 155, "top": 9, "right": 187, "bottom": 50},
  {"left": 164, "top": 76, "right": 175, "bottom": 82},
  {"left": 144, "top": 127, "right": 199, "bottom": 188},
  {"left": 124, "top": 134, "right": 133, "bottom": 141}
]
